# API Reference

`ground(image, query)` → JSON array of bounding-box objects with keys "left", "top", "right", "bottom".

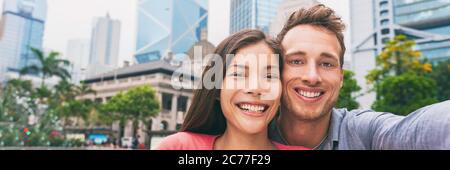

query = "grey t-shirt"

[{"left": 269, "top": 100, "right": 450, "bottom": 150}]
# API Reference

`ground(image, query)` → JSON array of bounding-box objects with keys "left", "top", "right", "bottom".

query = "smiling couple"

[{"left": 156, "top": 4, "right": 450, "bottom": 150}]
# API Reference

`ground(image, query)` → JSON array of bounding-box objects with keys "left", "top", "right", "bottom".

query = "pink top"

[{"left": 155, "top": 132, "right": 310, "bottom": 150}]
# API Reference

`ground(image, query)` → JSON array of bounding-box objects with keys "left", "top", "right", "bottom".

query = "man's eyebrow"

[
  {"left": 321, "top": 52, "right": 339, "bottom": 61},
  {"left": 284, "top": 51, "right": 306, "bottom": 58}
]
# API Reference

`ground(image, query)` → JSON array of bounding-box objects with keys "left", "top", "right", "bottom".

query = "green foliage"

[
  {"left": 103, "top": 85, "right": 160, "bottom": 120},
  {"left": 102, "top": 85, "right": 160, "bottom": 136},
  {"left": 1, "top": 79, "right": 36, "bottom": 123},
  {"left": 428, "top": 59, "right": 450, "bottom": 101},
  {"left": 372, "top": 73, "right": 438, "bottom": 115},
  {"left": 366, "top": 35, "right": 439, "bottom": 115},
  {"left": 64, "top": 139, "right": 84, "bottom": 147},
  {"left": 366, "top": 35, "right": 432, "bottom": 84},
  {"left": 337, "top": 70, "right": 361, "bottom": 110},
  {"left": 19, "top": 48, "right": 71, "bottom": 88},
  {"left": 0, "top": 128, "right": 21, "bottom": 146},
  {"left": 0, "top": 48, "right": 98, "bottom": 147}
]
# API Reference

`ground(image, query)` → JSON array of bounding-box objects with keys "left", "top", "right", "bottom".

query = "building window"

[
  {"left": 160, "top": 121, "right": 169, "bottom": 131},
  {"left": 163, "top": 75, "right": 171, "bottom": 80},
  {"left": 119, "top": 78, "right": 128, "bottom": 83},
  {"left": 162, "top": 93, "right": 173, "bottom": 112},
  {"left": 177, "top": 96, "right": 188, "bottom": 112},
  {"left": 380, "top": 1, "right": 388, "bottom": 9},
  {"left": 380, "top": 19, "right": 389, "bottom": 26},
  {"left": 382, "top": 37, "right": 390, "bottom": 44},
  {"left": 95, "top": 98, "right": 103, "bottom": 103},
  {"left": 381, "top": 28, "right": 390, "bottom": 35},
  {"left": 145, "top": 75, "right": 155, "bottom": 79},
  {"left": 131, "top": 77, "right": 141, "bottom": 82},
  {"left": 380, "top": 10, "right": 389, "bottom": 17}
]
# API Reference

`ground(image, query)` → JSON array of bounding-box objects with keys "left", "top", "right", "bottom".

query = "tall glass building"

[
  {"left": 135, "top": 0, "right": 208, "bottom": 64},
  {"left": 392, "top": 0, "right": 450, "bottom": 63},
  {"left": 230, "top": 0, "right": 283, "bottom": 34},
  {"left": 0, "top": 0, "right": 47, "bottom": 81},
  {"left": 350, "top": 0, "right": 450, "bottom": 108},
  {"left": 86, "top": 14, "right": 121, "bottom": 78}
]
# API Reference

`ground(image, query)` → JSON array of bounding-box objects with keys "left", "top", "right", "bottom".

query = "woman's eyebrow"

[
  {"left": 231, "top": 64, "right": 248, "bottom": 70},
  {"left": 266, "top": 65, "right": 279, "bottom": 70}
]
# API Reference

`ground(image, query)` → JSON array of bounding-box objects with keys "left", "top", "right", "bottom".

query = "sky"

[
  {"left": 39, "top": 0, "right": 350, "bottom": 66},
  {"left": 43, "top": 0, "right": 137, "bottom": 65}
]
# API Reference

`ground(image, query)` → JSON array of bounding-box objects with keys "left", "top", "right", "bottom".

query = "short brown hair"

[
  {"left": 277, "top": 4, "right": 346, "bottom": 68},
  {"left": 181, "top": 29, "right": 282, "bottom": 135}
]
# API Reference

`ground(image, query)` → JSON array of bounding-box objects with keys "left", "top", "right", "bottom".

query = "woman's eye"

[
  {"left": 229, "top": 72, "right": 244, "bottom": 77},
  {"left": 266, "top": 74, "right": 279, "bottom": 79}
]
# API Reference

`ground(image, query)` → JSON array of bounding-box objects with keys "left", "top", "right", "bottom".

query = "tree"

[
  {"left": 337, "top": 70, "right": 361, "bottom": 110},
  {"left": 102, "top": 85, "right": 160, "bottom": 141},
  {"left": 366, "top": 35, "right": 432, "bottom": 84},
  {"left": 74, "top": 83, "right": 96, "bottom": 97},
  {"left": 372, "top": 73, "right": 438, "bottom": 115},
  {"left": 1, "top": 79, "right": 36, "bottom": 123},
  {"left": 428, "top": 59, "right": 450, "bottom": 101},
  {"left": 50, "top": 80, "right": 98, "bottom": 129},
  {"left": 19, "top": 48, "right": 71, "bottom": 88},
  {"left": 366, "top": 35, "right": 437, "bottom": 115},
  {"left": 0, "top": 97, "right": 4, "bottom": 121}
]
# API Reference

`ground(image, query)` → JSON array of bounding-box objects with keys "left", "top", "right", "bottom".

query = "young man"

[{"left": 269, "top": 4, "right": 450, "bottom": 150}]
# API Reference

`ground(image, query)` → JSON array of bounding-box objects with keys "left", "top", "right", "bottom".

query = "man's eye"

[
  {"left": 289, "top": 60, "right": 303, "bottom": 65},
  {"left": 320, "top": 62, "right": 335, "bottom": 68}
]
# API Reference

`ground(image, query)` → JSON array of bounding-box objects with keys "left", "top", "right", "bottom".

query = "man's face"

[{"left": 281, "top": 25, "right": 343, "bottom": 121}]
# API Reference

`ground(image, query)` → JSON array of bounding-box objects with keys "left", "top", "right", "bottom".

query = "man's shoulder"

[
  {"left": 333, "top": 108, "right": 382, "bottom": 119},
  {"left": 332, "top": 108, "right": 403, "bottom": 135}
]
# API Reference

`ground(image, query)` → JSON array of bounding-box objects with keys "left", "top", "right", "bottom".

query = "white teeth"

[
  {"left": 299, "top": 90, "right": 322, "bottom": 98},
  {"left": 238, "top": 104, "right": 266, "bottom": 112}
]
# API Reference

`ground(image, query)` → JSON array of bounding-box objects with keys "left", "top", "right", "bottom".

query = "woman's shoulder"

[
  {"left": 155, "top": 132, "right": 217, "bottom": 150},
  {"left": 272, "top": 141, "right": 311, "bottom": 150}
]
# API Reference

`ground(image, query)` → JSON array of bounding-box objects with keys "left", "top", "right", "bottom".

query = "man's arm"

[
  {"left": 373, "top": 101, "right": 450, "bottom": 149},
  {"left": 350, "top": 101, "right": 450, "bottom": 149}
]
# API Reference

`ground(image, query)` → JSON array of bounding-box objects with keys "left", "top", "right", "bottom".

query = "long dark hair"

[{"left": 180, "top": 29, "right": 282, "bottom": 135}]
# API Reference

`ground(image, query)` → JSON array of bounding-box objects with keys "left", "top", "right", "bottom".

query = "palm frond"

[
  {"left": 19, "top": 65, "right": 41, "bottom": 75},
  {"left": 30, "top": 47, "right": 45, "bottom": 63}
]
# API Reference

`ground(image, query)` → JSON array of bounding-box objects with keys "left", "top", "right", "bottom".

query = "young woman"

[{"left": 156, "top": 29, "right": 309, "bottom": 150}]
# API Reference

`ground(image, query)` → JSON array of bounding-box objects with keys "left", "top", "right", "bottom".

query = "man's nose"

[{"left": 302, "top": 63, "right": 322, "bottom": 85}]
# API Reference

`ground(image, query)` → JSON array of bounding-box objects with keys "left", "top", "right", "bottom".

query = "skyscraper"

[
  {"left": 65, "top": 39, "right": 90, "bottom": 84},
  {"left": 0, "top": 0, "right": 47, "bottom": 82},
  {"left": 350, "top": 0, "right": 450, "bottom": 108},
  {"left": 135, "top": 0, "right": 208, "bottom": 64},
  {"left": 391, "top": 0, "right": 450, "bottom": 63},
  {"left": 87, "top": 14, "right": 121, "bottom": 77},
  {"left": 230, "top": 0, "right": 283, "bottom": 34}
]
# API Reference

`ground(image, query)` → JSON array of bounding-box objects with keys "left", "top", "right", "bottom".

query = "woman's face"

[{"left": 220, "top": 41, "right": 282, "bottom": 135}]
